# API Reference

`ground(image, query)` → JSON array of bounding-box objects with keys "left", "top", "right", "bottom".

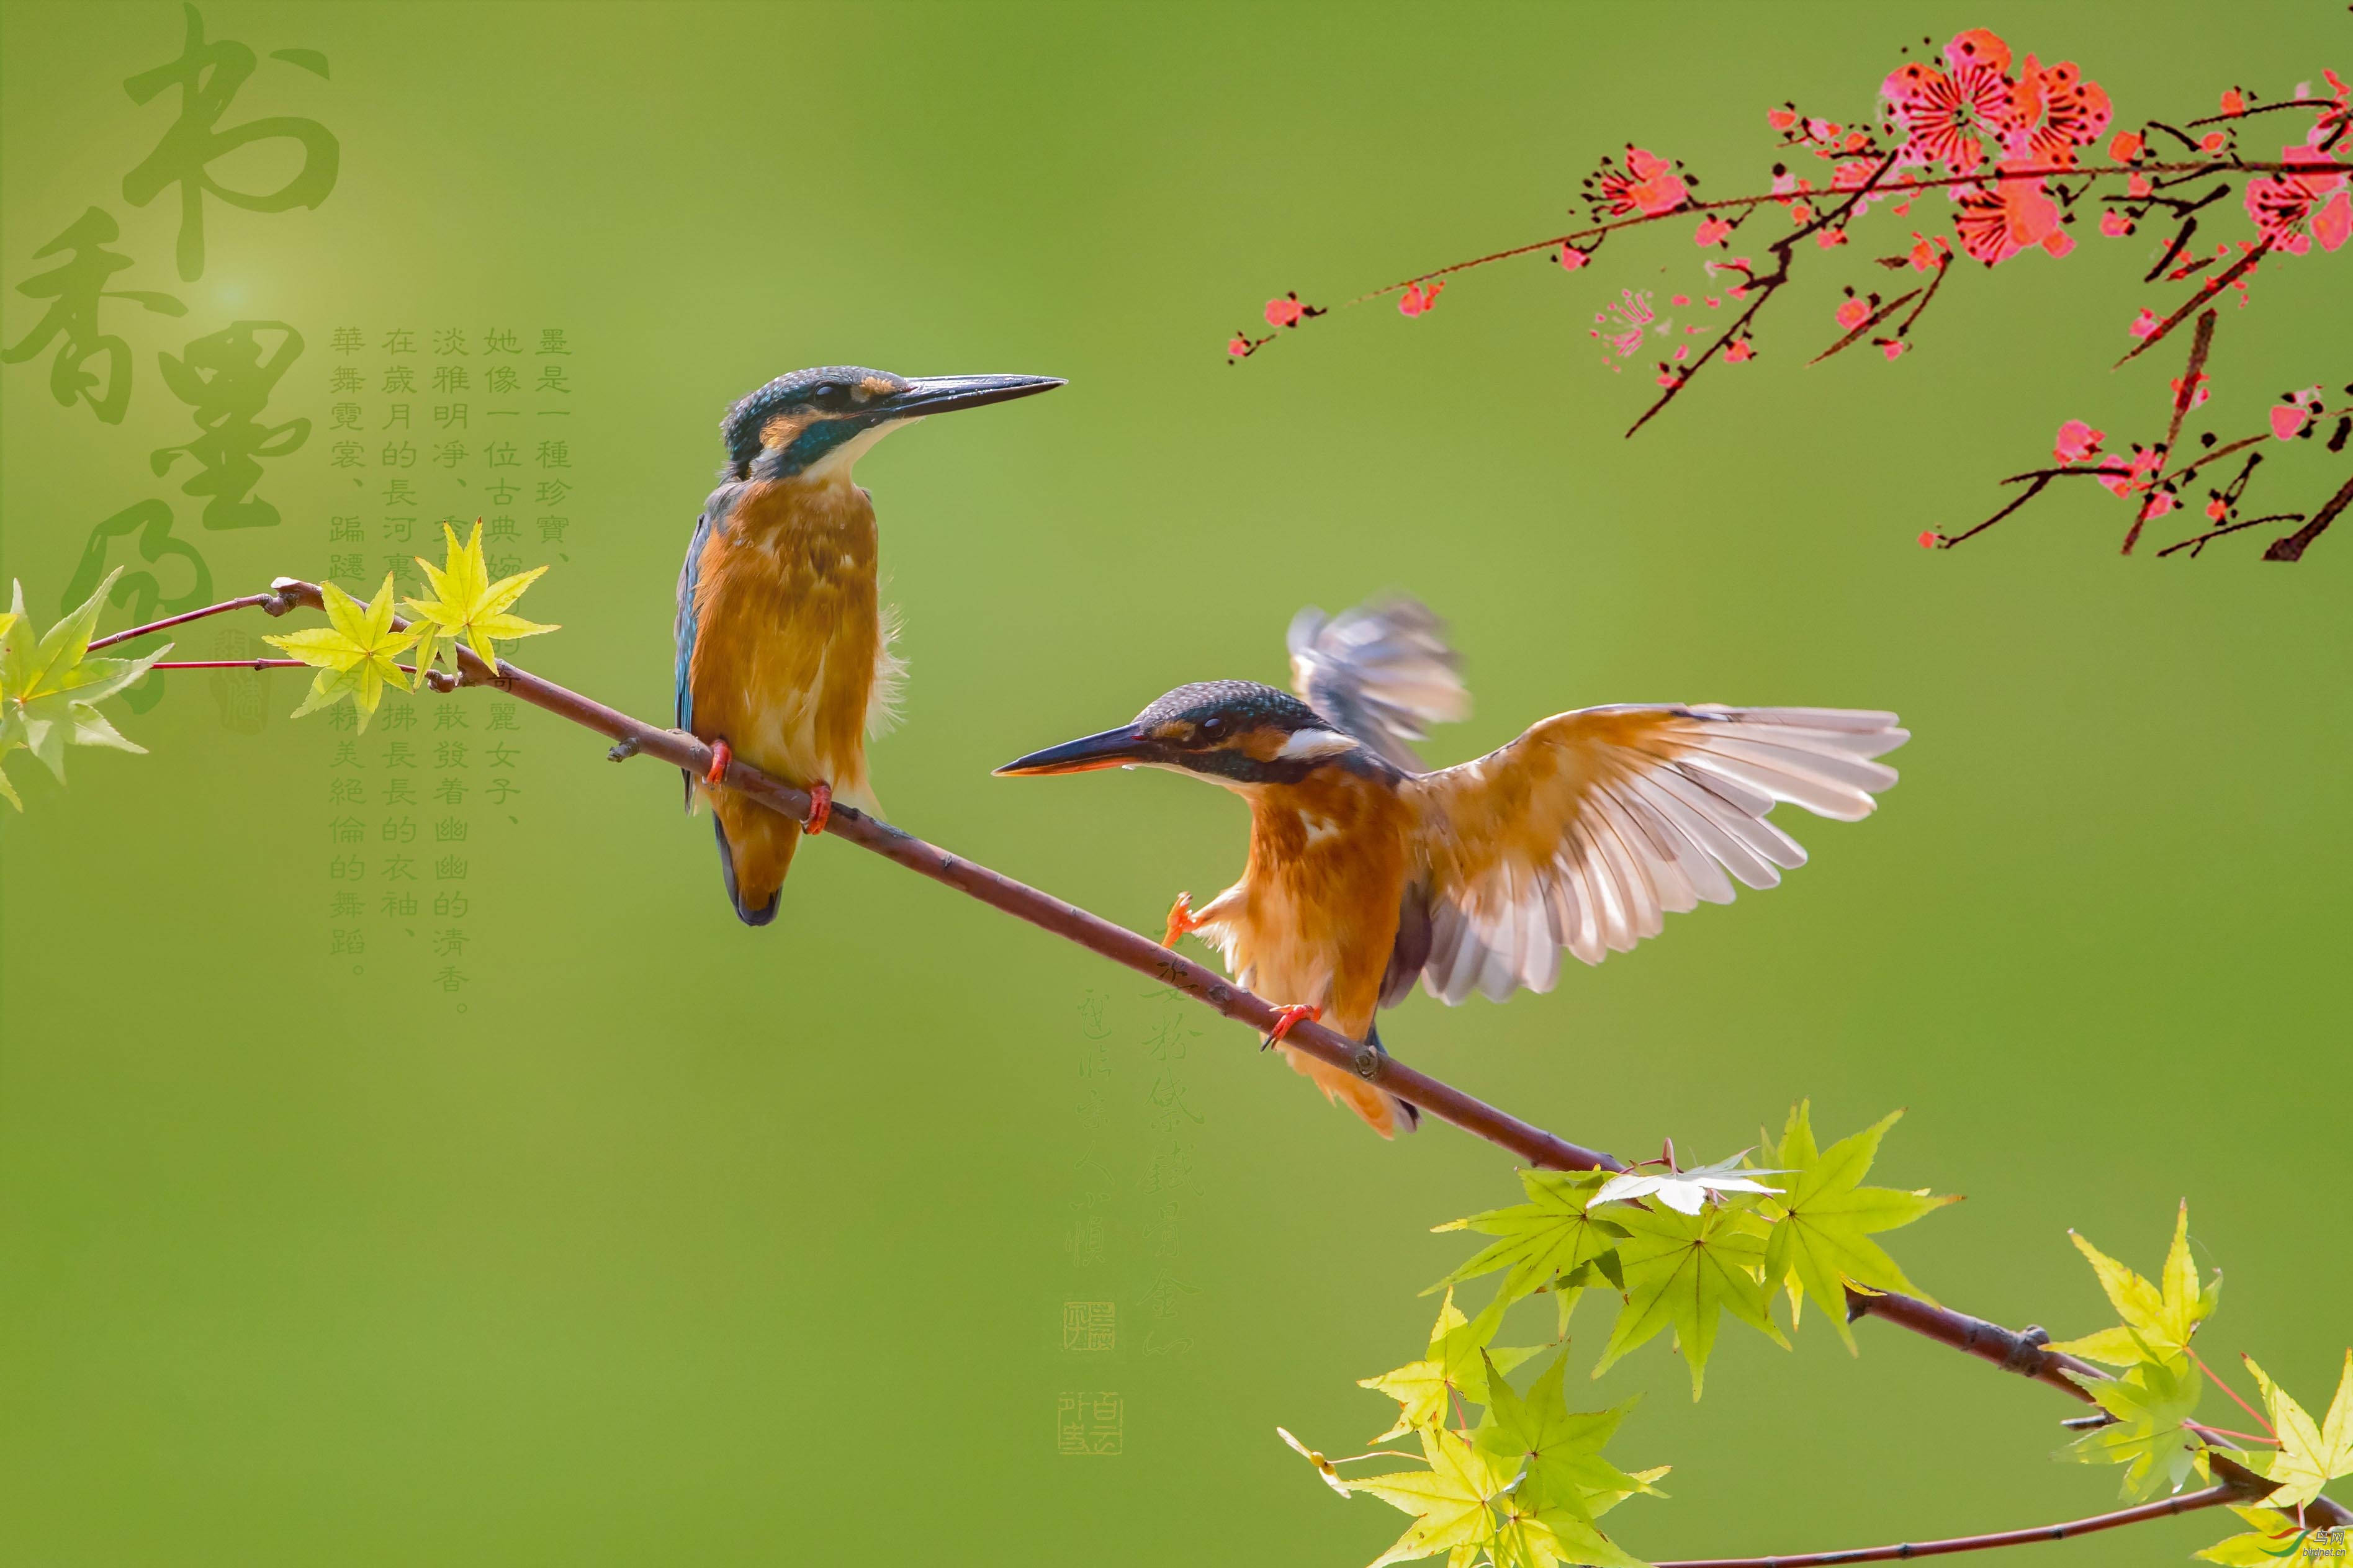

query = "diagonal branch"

[
  {"left": 258, "top": 578, "right": 1629, "bottom": 1177},
  {"left": 94, "top": 578, "right": 2353, "bottom": 1533},
  {"left": 1654, "top": 1461, "right": 2279, "bottom": 1568},
  {"left": 2123, "top": 307, "right": 2218, "bottom": 555},
  {"left": 2261, "top": 472, "right": 2353, "bottom": 562}
]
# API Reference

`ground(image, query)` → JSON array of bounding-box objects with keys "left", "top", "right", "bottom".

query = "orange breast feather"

[{"left": 687, "top": 478, "right": 881, "bottom": 801}]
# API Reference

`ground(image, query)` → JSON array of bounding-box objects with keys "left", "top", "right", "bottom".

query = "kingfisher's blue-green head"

[
  {"left": 994, "top": 680, "right": 1375, "bottom": 790},
  {"left": 721, "top": 365, "right": 1063, "bottom": 483}
]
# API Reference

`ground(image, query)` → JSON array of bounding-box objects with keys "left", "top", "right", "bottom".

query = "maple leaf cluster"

[{"left": 1285, "top": 1104, "right": 1959, "bottom": 1567}]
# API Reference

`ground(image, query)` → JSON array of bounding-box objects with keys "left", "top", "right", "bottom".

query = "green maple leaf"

[
  {"left": 1429, "top": 1169, "right": 1625, "bottom": 1327},
  {"left": 2244, "top": 1349, "right": 2353, "bottom": 1511},
  {"left": 2046, "top": 1199, "right": 2221, "bottom": 1367},
  {"left": 1346, "top": 1424, "right": 1509, "bottom": 1568},
  {"left": 1759, "top": 1103, "right": 1960, "bottom": 1350},
  {"left": 404, "top": 521, "right": 557, "bottom": 675},
  {"left": 1591, "top": 1199, "right": 1788, "bottom": 1400},
  {"left": 2197, "top": 1505, "right": 2347, "bottom": 1566},
  {"left": 1361, "top": 1288, "right": 1544, "bottom": 1442},
  {"left": 0, "top": 570, "right": 171, "bottom": 810},
  {"left": 263, "top": 573, "right": 422, "bottom": 732},
  {"left": 1489, "top": 1494, "right": 1652, "bottom": 1568},
  {"left": 2057, "top": 1345, "right": 2205, "bottom": 1501},
  {"left": 1477, "top": 1350, "right": 1663, "bottom": 1525}
]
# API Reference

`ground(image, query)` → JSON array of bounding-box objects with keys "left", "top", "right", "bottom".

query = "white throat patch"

[
  {"left": 1275, "top": 727, "right": 1359, "bottom": 761},
  {"left": 802, "top": 417, "right": 916, "bottom": 483}
]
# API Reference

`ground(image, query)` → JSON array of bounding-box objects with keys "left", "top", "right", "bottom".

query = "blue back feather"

[{"left": 675, "top": 483, "right": 742, "bottom": 807}]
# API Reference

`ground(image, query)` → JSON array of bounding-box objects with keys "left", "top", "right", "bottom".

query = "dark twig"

[
  {"left": 2156, "top": 513, "right": 2305, "bottom": 558},
  {"left": 2261, "top": 472, "right": 2353, "bottom": 562},
  {"left": 2123, "top": 308, "right": 2218, "bottom": 554},
  {"left": 1930, "top": 473, "right": 2056, "bottom": 549},
  {"left": 1628, "top": 150, "right": 1902, "bottom": 437},
  {"left": 2115, "top": 242, "right": 2272, "bottom": 368},
  {"left": 1809, "top": 287, "right": 1922, "bottom": 366}
]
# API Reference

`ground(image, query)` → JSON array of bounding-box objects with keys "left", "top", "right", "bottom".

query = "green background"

[{"left": 3, "top": 2, "right": 2347, "bottom": 1562}]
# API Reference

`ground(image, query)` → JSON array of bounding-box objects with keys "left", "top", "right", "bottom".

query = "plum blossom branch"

[
  {"left": 1929, "top": 303, "right": 2348, "bottom": 557},
  {"left": 1225, "top": 32, "right": 2350, "bottom": 504}
]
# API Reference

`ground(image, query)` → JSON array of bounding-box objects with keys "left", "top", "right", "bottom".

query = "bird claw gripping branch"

[
  {"left": 1162, "top": 890, "right": 1202, "bottom": 948},
  {"left": 1265, "top": 1003, "right": 1323, "bottom": 1048}
]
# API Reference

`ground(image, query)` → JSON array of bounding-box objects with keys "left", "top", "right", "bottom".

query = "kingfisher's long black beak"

[
  {"left": 885, "top": 374, "right": 1064, "bottom": 419},
  {"left": 994, "top": 724, "right": 1152, "bottom": 777}
]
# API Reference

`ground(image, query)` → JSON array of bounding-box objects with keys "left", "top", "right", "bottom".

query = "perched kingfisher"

[
  {"left": 677, "top": 365, "right": 1061, "bottom": 924},
  {"left": 997, "top": 599, "right": 1907, "bottom": 1137}
]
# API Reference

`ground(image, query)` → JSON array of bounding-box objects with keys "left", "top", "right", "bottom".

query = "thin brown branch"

[
  {"left": 86, "top": 589, "right": 295, "bottom": 651},
  {"left": 1228, "top": 158, "right": 2312, "bottom": 362},
  {"left": 1626, "top": 149, "right": 1904, "bottom": 437},
  {"left": 1842, "top": 1292, "right": 2103, "bottom": 1402},
  {"left": 2261, "top": 472, "right": 2353, "bottom": 562},
  {"left": 2155, "top": 513, "right": 2305, "bottom": 558},
  {"left": 2115, "top": 241, "right": 2272, "bottom": 368},
  {"left": 1654, "top": 1466, "right": 2275, "bottom": 1568},
  {"left": 150, "top": 659, "right": 308, "bottom": 670},
  {"left": 2185, "top": 97, "right": 2340, "bottom": 127},
  {"left": 1809, "top": 287, "right": 1922, "bottom": 366},
  {"left": 1840, "top": 1292, "right": 2351, "bottom": 1527},
  {"left": 1933, "top": 473, "right": 2056, "bottom": 549},
  {"left": 2123, "top": 308, "right": 2218, "bottom": 555}
]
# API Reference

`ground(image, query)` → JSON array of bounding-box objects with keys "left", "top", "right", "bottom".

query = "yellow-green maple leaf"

[
  {"left": 1592, "top": 1199, "right": 1788, "bottom": 1400},
  {"left": 1760, "top": 1103, "right": 1960, "bottom": 1350},
  {"left": 2046, "top": 1200, "right": 2221, "bottom": 1366},
  {"left": 2057, "top": 1348, "right": 2205, "bottom": 1501},
  {"left": 404, "top": 521, "right": 557, "bottom": 674},
  {"left": 1429, "top": 1169, "right": 1624, "bottom": 1324},
  {"left": 2197, "top": 1505, "right": 2348, "bottom": 1567},
  {"left": 0, "top": 570, "right": 171, "bottom": 809},
  {"left": 263, "top": 573, "right": 421, "bottom": 732},
  {"left": 1477, "top": 1350, "right": 1663, "bottom": 1528},
  {"left": 1347, "top": 1425, "right": 1510, "bottom": 1568},
  {"left": 2245, "top": 1350, "right": 2353, "bottom": 1511},
  {"left": 1489, "top": 1493, "right": 1650, "bottom": 1568},
  {"left": 1361, "top": 1288, "right": 1544, "bottom": 1442}
]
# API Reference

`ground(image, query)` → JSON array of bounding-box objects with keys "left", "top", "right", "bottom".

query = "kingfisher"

[
  {"left": 677, "top": 365, "right": 1061, "bottom": 924},
  {"left": 997, "top": 599, "right": 1907, "bottom": 1137}
]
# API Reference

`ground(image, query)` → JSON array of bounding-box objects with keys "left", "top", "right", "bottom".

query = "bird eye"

[{"left": 1198, "top": 717, "right": 1225, "bottom": 740}]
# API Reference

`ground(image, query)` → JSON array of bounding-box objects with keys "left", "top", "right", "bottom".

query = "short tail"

[
  {"left": 711, "top": 794, "right": 803, "bottom": 926},
  {"left": 1277, "top": 1023, "right": 1421, "bottom": 1139}
]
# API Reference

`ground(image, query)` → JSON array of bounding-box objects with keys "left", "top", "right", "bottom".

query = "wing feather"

[
  {"left": 674, "top": 496, "right": 729, "bottom": 812},
  {"left": 1405, "top": 703, "right": 1907, "bottom": 1001},
  {"left": 1287, "top": 598, "right": 1470, "bottom": 773}
]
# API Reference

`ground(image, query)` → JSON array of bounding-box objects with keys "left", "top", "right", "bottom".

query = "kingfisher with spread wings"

[
  {"left": 996, "top": 599, "right": 1906, "bottom": 1137},
  {"left": 677, "top": 365, "right": 1061, "bottom": 924}
]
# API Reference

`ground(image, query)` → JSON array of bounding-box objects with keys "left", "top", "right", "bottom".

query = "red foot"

[
  {"left": 1266, "top": 1003, "right": 1323, "bottom": 1046},
  {"left": 1161, "top": 891, "right": 1202, "bottom": 948},
  {"left": 703, "top": 738, "right": 732, "bottom": 786},
  {"left": 804, "top": 779, "right": 832, "bottom": 836}
]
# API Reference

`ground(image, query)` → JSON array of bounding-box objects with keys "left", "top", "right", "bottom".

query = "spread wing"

[
  {"left": 1402, "top": 705, "right": 1907, "bottom": 1002},
  {"left": 1287, "top": 597, "right": 1469, "bottom": 773},
  {"left": 675, "top": 486, "right": 737, "bottom": 809}
]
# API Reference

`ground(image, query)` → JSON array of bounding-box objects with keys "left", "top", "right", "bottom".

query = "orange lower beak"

[{"left": 994, "top": 724, "right": 1152, "bottom": 777}]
